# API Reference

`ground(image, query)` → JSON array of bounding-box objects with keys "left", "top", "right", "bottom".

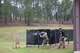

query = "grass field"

[{"left": 0, "top": 25, "right": 73, "bottom": 53}]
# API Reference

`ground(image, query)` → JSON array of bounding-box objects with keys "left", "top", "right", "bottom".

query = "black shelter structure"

[
  {"left": 26, "top": 29, "right": 73, "bottom": 47},
  {"left": 26, "top": 29, "right": 51, "bottom": 45}
]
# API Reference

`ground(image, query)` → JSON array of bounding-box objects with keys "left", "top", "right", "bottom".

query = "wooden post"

[{"left": 73, "top": 0, "right": 80, "bottom": 51}]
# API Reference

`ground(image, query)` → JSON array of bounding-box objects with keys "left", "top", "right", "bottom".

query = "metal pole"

[
  {"left": 38, "top": 32, "right": 39, "bottom": 48},
  {"left": 67, "top": 30, "right": 69, "bottom": 44},
  {"left": 55, "top": 30, "right": 57, "bottom": 45}
]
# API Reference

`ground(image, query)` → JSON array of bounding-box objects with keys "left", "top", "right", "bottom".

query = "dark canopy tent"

[{"left": 26, "top": 29, "right": 73, "bottom": 46}]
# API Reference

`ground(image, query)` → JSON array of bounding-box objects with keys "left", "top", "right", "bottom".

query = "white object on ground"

[{"left": 74, "top": 51, "right": 80, "bottom": 53}]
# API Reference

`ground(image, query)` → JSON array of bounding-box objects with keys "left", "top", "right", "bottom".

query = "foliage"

[{"left": 0, "top": 0, "right": 73, "bottom": 25}]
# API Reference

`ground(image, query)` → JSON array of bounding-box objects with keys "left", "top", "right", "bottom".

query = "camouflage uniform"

[
  {"left": 14, "top": 34, "right": 20, "bottom": 48},
  {"left": 58, "top": 29, "right": 65, "bottom": 49},
  {"left": 39, "top": 32, "right": 49, "bottom": 46}
]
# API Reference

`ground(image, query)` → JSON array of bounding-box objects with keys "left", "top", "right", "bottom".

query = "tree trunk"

[
  {"left": 56, "top": 13, "right": 58, "bottom": 21},
  {"left": 4, "top": 18, "right": 7, "bottom": 24},
  {"left": 27, "top": 18, "right": 30, "bottom": 26},
  {"left": 20, "top": 16, "right": 21, "bottom": 21},
  {"left": 25, "top": 17, "right": 26, "bottom": 24},
  {"left": 0, "top": 0, "right": 2, "bottom": 18}
]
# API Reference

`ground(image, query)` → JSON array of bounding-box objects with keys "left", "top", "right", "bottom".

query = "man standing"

[
  {"left": 58, "top": 28, "right": 66, "bottom": 49},
  {"left": 39, "top": 31, "right": 49, "bottom": 46},
  {"left": 13, "top": 34, "right": 20, "bottom": 48}
]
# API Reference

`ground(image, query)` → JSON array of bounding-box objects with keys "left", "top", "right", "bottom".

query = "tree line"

[{"left": 0, "top": 0, "right": 73, "bottom": 26}]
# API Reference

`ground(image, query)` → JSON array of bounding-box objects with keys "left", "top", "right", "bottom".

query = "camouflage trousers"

[
  {"left": 58, "top": 37, "right": 65, "bottom": 49},
  {"left": 42, "top": 38, "right": 49, "bottom": 46}
]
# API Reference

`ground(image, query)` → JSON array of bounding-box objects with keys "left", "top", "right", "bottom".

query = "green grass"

[
  {"left": 0, "top": 26, "right": 73, "bottom": 53},
  {"left": 13, "top": 47, "right": 73, "bottom": 53},
  {"left": 0, "top": 41, "right": 73, "bottom": 53},
  {"left": 0, "top": 46, "right": 73, "bottom": 53}
]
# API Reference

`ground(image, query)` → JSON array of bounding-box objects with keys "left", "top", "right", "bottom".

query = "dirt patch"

[{"left": 40, "top": 43, "right": 73, "bottom": 50}]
